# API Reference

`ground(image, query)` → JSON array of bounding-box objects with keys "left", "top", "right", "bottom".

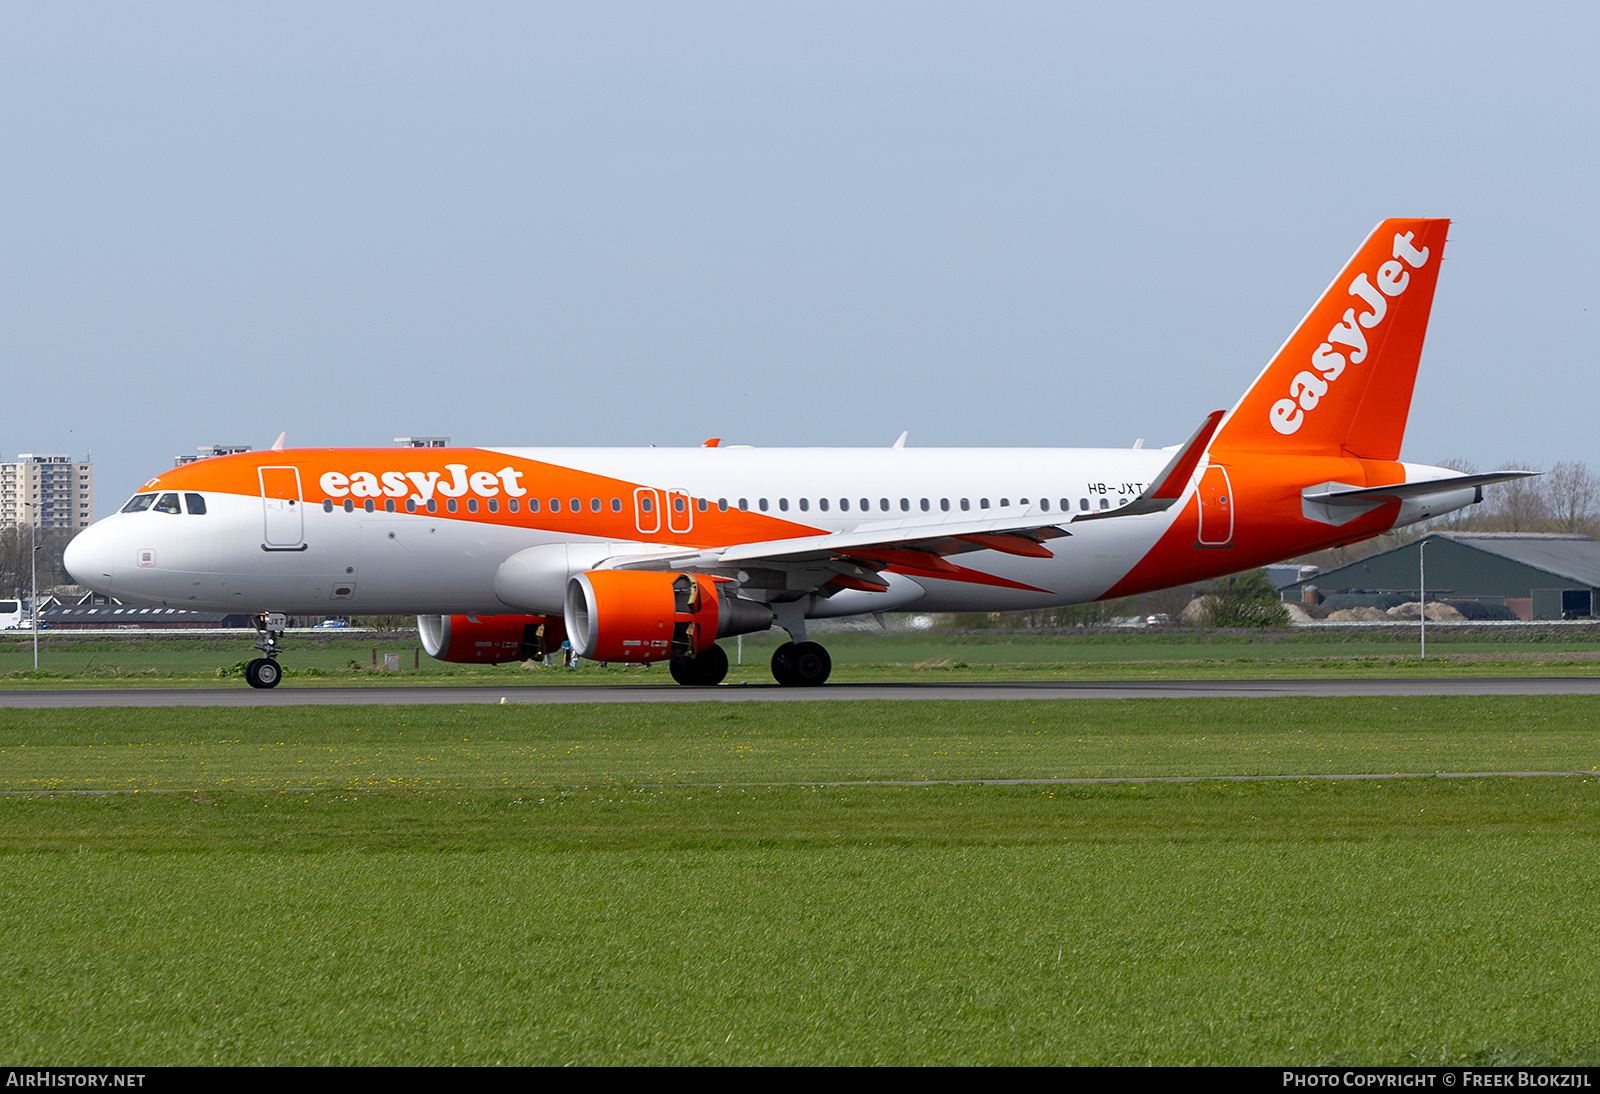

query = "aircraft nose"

[{"left": 63, "top": 521, "right": 117, "bottom": 592}]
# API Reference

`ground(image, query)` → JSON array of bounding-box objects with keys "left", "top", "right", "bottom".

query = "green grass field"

[
  {"left": 4, "top": 626, "right": 1600, "bottom": 687},
  {"left": 2, "top": 696, "right": 1599, "bottom": 1064}
]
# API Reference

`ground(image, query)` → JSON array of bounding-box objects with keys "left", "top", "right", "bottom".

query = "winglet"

[
  {"left": 892, "top": 431, "right": 907, "bottom": 450},
  {"left": 270, "top": 432, "right": 286, "bottom": 452},
  {"left": 1071, "top": 410, "right": 1223, "bottom": 523}
]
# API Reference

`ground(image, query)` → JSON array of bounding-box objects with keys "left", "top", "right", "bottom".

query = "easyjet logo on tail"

[{"left": 1268, "top": 232, "right": 1431, "bottom": 435}]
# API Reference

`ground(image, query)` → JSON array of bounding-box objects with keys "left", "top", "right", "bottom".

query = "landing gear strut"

[
  {"left": 246, "top": 612, "right": 287, "bottom": 690},
  {"left": 771, "top": 641, "right": 831, "bottom": 687},
  {"left": 669, "top": 643, "right": 729, "bottom": 686}
]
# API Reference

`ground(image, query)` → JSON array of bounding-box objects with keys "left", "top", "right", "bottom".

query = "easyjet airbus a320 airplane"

[{"left": 64, "top": 218, "right": 1523, "bottom": 688}]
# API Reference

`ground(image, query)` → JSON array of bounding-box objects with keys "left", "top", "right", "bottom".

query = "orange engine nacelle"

[
  {"left": 564, "top": 570, "right": 772, "bottom": 663},
  {"left": 417, "top": 614, "right": 565, "bottom": 665}
]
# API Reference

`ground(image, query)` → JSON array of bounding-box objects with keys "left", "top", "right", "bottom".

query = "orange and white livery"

[{"left": 64, "top": 218, "right": 1522, "bottom": 688}]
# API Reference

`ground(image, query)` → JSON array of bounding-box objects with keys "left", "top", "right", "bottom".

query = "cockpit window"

[
  {"left": 184, "top": 493, "right": 207, "bottom": 515},
  {"left": 153, "top": 493, "right": 181, "bottom": 514},
  {"left": 121, "top": 494, "right": 156, "bottom": 513}
]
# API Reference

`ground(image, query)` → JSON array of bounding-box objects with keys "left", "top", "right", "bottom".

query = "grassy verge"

[
  {"left": 4, "top": 627, "right": 1600, "bottom": 687},
  {"left": 2, "top": 697, "right": 1598, "bottom": 1064},
  {"left": 2, "top": 696, "right": 1598, "bottom": 790}
]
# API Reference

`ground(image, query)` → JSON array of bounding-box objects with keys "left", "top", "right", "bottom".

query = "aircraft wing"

[
  {"left": 602, "top": 412, "right": 1230, "bottom": 587},
  {"left": 602, "top": 511, "right": 1073, "bottom": 586}
]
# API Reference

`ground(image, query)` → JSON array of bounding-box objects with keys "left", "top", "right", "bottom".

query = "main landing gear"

[
  {"left": 664, "top": 640, "right": 833, "bottom": 687},
  {"left": 245, "top": 612, "right": 287, "bottom": 690},
  {"left": 771, "top": 641, "right": 831, "bottom": 687},
  {"left": 669, "top": 643, "right": 729, "bottom": 686}
]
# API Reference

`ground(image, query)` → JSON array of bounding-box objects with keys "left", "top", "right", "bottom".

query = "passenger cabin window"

[
  {"left": 779, "top": 498, "right": 789, "bottom": 512},
  {"left": 798, "top": 498, "right": 809, "bottom": 512},
  {"left": 960, "top": 498, "right": 970, "bottom": 511},
  {"left": 899, "top": 498, "right": 909, "bottom": 511},
  {"left": 121, "top": 494, "right": 156, "bottom": 513},
  {"left": 1040, "top": 498, "right": 1050, "bottom": 512},
  {"left": 184, "top": 493, "right": 207, "bottom": 515},
  {"left": 940, "top": 498, "right": 949, "bottom": 511}
]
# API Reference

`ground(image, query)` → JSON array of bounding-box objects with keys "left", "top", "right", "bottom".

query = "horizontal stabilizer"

[{"left": 1303, "top": 471, "right": 1538, "bottom": 507}]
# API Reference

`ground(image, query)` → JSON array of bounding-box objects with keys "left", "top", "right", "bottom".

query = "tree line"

[{"left": 0, "top": 526, "right": 75, "bottom": 603}]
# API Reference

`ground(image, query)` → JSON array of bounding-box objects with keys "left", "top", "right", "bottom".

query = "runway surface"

[{"left": 4, "top": 677, "right": 1600, "bottom": 707}]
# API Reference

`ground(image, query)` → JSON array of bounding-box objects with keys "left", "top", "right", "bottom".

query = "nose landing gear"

[{"left": 245, "top": 612, "right": 287, "bottom": 689}]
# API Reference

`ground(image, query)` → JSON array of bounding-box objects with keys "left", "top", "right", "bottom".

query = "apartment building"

[{"left": 0, "top": 454, "right": 94, "bottom": 530}]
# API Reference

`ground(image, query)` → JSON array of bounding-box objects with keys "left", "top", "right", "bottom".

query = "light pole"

[
  {"left": 1418, "top": 536, "right": 1427, "bottom": 661},
  {"left": 26, "top": 499, "right": 40, "bottom": 670}
]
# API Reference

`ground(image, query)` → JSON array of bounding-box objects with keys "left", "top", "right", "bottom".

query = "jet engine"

[
  {"left": 417, "top": 613, "right": 565, "bottom": 664},
  {"left": 564, "top": 570, "right": 772, "bottom": 663}
]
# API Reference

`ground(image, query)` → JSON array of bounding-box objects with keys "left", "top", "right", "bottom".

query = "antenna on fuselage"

[
  {"left": 892, "top": 431, "right": 907, "bottom": 450},
  {"left": 270, "top": 432, "right": 286, "bottom": 452}
]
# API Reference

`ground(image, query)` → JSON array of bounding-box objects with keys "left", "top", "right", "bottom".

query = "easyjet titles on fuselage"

[{"left": 320, "top": 464, "right": 528, "bottom": 504}]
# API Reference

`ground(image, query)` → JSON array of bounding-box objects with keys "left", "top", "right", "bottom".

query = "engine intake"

[
  {"left": 417, "top": 614, "right": 565, "bottom": 664},
  {"left": 564, "top": 570, "right": 772, "bottom": 663}
]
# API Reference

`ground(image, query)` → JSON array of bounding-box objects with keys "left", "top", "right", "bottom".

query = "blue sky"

[{"left": 3, "top": 2, "right": 1596, "bottom": 504}]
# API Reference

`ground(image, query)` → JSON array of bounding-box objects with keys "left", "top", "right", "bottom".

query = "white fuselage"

[{"left": 67, "top": 445, "right": 1194, "bottom": 617}]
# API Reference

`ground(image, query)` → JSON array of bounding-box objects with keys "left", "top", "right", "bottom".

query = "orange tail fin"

[{"left": 1209, "top": 218, "right": 1449, "bottom": 461}]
